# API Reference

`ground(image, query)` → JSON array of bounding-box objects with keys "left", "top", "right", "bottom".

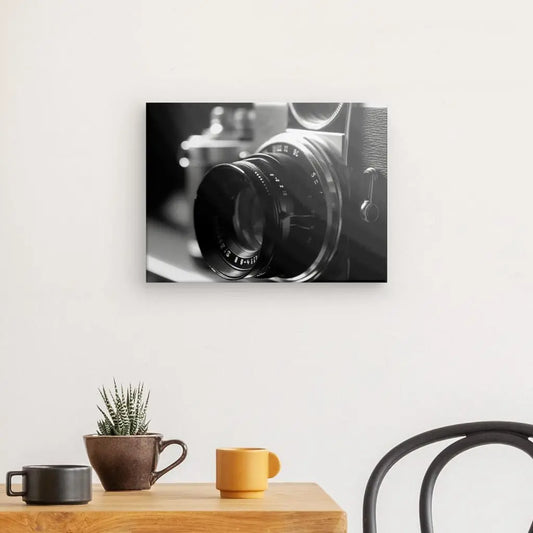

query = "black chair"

[{"left": 363, "top": 421, "right": 533, "bottom": 532}]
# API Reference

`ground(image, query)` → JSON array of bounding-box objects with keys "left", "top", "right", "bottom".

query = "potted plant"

[{"left": 84, "top": 380, "right": 187, "bottom": 491}]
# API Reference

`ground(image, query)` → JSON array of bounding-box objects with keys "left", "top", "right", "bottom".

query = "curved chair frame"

[{"left": 362, "top": 421, "right": 533, "bottom": 533}]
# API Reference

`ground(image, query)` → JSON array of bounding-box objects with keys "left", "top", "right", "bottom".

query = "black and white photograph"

[{"left": 146, "top": 102, "right": 387, "bottom": 282}]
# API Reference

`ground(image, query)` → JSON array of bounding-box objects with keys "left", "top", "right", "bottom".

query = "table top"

[{"left": 0, "top": 482, "right": 347, "bottom": 533}]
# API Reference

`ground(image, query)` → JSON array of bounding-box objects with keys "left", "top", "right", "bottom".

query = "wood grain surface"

[{"left": 0, "top": 482, "right": 347, "bottom": 532}]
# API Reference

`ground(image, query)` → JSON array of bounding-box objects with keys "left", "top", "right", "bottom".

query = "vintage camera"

[{"left": 188, "top": 103, "right": 387, "bottom": 282}]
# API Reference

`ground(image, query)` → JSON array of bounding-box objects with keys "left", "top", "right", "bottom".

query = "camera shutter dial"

[{"left": 289, "top": 103, "right": 345, "bottom": 131}]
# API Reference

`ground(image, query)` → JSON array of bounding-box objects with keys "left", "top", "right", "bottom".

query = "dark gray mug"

[{"left": 6, "top": 465, "right": 92, "bottom": 504}]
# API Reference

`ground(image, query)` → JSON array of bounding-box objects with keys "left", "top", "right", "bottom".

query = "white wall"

[{"left": 1, "top": 1, "right": 533, "bottom": 531}]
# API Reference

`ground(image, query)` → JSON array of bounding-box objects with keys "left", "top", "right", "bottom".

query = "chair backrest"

[{"left": 362, "top": 421, "right": 533, "bottom": 533}]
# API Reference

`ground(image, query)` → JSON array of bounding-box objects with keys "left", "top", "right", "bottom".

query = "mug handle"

[
  {"left": 6, "top": 471, "right": 26, "bottom": 497},
  {"left": 151, "top": 439, "right": 188, "bottom": 485},
  {"left": 268, "top": 452, "right": 281, "bottom": 478}
]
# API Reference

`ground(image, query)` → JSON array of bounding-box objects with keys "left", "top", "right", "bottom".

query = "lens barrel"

[{"left": 194, "top": 137, "right": 342, "bottom": 281}]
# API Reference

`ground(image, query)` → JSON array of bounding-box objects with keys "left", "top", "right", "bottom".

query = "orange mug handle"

[{"left": 268, "top": 452, "right": 281, "bottom": 478}]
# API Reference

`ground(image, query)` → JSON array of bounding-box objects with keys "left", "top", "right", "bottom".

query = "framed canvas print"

[{"left": 146, "top": 103, "right": 387, "bottom": 283}]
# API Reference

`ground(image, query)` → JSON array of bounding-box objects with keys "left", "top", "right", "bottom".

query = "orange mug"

[{"left": 216, "top": 448, "right": 281, "bottom": 499}]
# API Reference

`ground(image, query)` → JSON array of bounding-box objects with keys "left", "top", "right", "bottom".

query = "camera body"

[{"left": 186, "top": 102, "right": 387, "bottom": 282}]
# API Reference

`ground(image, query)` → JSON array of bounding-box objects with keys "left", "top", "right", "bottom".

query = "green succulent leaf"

[{"left": 95, "top": 381, "right": 150, "bottom": 435}]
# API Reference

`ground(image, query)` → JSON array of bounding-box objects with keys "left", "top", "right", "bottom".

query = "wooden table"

[{"left": 0, "top": 482, "right": 347, "bottom": 532}]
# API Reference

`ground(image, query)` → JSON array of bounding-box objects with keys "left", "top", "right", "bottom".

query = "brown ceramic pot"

[{"left": 84, "top": 433, "right": 187, "bottom": 491}]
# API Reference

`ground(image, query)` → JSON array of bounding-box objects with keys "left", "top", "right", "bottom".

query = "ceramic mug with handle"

[
  {"left": 84, "top": 433, "right": 187, "bottom": 491},
  {"left": 216, "top": 448, "right": 281, "bottom": 499},
  {"left": 6, "top": 465, "right": 92, "bottom": 504}
]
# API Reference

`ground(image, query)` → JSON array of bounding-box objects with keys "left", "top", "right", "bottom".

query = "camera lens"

[
  {"left": 232, "top": 186, "right": 264, "bottom": 253},
  {"left": 194, "top": 135, "right": 342, "bottom": 281}
]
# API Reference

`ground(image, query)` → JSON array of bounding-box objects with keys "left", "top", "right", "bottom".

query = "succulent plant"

[{"left": 96, "top": 380, "right": 150, "bottom": 436}]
